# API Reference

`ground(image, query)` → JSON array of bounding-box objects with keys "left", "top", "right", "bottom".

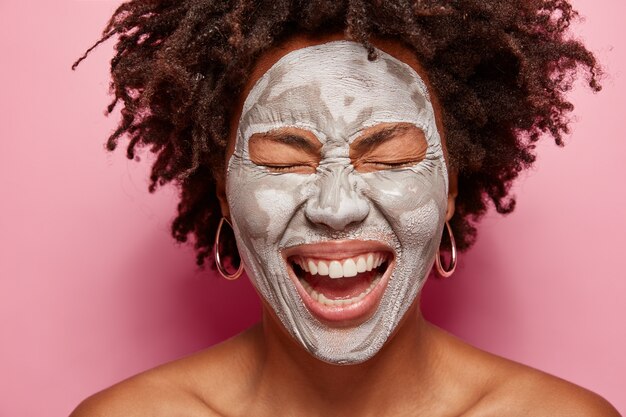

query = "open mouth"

[
  {"left": 290, "top": 253, "right": 390, "bottom": 306},
  {"left": 283, "top": 243, "right": 394, "bottom": 324}
]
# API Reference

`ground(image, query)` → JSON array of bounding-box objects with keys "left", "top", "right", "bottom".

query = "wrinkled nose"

[{"left": 305, "top": 164, "right": 370, "bottom": 230}]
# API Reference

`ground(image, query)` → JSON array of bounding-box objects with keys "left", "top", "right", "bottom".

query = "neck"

[{"left": 251, "top": 300, "right": 446, "bottom": 416}]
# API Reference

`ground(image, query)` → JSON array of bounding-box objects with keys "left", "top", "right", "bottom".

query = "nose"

[{"left": 305, "top": 164, "right": 370, "bottom": 230}]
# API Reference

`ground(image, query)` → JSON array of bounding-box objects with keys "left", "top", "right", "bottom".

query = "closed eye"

[
  {"left": 350, "top": 123, "right": 428, "bottom": 173},
  {"left": 362, "top": 159, "right": 422, "bottom": 169},
  {"left": 249, "top": 127, "right": 322, "bottom": 174},
  {"left": 262, "top": 163, "right": 316, "bottom": 173}
]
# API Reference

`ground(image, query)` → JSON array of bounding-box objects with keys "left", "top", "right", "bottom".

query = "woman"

[{"left": 71, "top": 1, "right": 620, "bottom": 415}]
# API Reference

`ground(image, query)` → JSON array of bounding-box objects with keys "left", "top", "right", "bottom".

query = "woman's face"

[{"left": 220, "top": 36, "right": 453, "bottom": 364}]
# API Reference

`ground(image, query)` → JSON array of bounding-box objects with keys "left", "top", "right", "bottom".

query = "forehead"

[{"left": 239, "top": 41, "right": 433, "bottom": 142}]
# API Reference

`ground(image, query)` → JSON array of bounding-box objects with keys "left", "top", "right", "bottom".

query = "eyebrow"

[
  {"left": 255, "top": 132, "right": 320, "bottom": 153},
  {"left": 351, "top": 124, "right": 412, "bottom": 153}
]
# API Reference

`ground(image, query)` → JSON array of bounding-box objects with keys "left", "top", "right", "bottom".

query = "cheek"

[
  {"left": 398, "top": 200, "right": 442, "bottom": 249},
  {"left": 254, "top": 187, "right": 299, "bottom": 243},
  {"left": 227, "top": 167, "right": 306, "bottom": 244},
  {"left": 361, "top": 170, "right": 447, "bottom": 243}
]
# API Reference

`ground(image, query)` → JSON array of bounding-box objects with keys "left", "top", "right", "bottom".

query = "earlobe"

[
  {"left": 446, "top": 168, "right": 458, "bottom": 221},
  {"left": 215, "top": 173, "right": 231, "bottom": 220}
]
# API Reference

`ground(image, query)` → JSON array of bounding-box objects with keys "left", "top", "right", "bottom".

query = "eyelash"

[
  {"left": 264, "top": 164, "right": 312, "bottom": 173},
  {"left": 262, "top": 160, "right": 420, "bottom": 172},
  {"left": 367, "top": 160, "right": 420, "bottom": 169}
]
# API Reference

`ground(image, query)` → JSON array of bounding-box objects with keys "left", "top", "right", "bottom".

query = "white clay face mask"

[{"left": 226, "top": 41, "right": 448, "bottom": 364}]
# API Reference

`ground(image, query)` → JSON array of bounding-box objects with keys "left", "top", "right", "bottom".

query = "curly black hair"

[{"left": 73, "top": 0, "right": 600, "bottom": 266}]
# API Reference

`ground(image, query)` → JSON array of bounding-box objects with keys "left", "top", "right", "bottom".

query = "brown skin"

[
  {"left": 71, "top": 34, "right": 620, "bottom": 417},
  {"left": 249, "top": 123, "right": 428, "bottom": 175}
]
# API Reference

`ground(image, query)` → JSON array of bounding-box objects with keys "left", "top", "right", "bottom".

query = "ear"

[
  {"left": 446, "top": 167, "right": 458, "bottom": 222},
  {"left": 215, "top": 171, "right": 230, "bottom": 220}
]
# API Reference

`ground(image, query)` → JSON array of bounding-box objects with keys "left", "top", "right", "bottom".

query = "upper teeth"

[{"left": 292, "top": 253, "right": 387, "bottom": 279}]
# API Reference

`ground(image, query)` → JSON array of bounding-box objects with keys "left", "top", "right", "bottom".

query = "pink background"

[{"left": 1, "top": 1, "right": 624, "bottom": 415}]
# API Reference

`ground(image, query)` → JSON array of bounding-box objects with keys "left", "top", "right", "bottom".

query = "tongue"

[{"left": 304, "top": 270, "right": 376, "bottom": 300}]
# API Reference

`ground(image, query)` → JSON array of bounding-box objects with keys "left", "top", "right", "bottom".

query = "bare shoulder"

[
  {"left": 429, "top": 326, "right": 620, "bottom": 417},
  {"left": 455, "top": 344, "right": 619, "bottom": 416},
  {"left": 70, "top": 326, "right": 262, "bottom": 417},
  {"left": 471, "top": 367, "right": 621, "bottom": 417},
  {"left": 69, "top": 373, "right": 219, "bottom": 417}
]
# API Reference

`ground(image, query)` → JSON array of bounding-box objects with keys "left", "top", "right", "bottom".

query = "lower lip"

[{"left": 288, "top": 260, "right": 394, "bottom": 326}]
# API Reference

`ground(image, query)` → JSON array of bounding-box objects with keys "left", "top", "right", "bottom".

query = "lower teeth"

[{"left": 299, "top": 275, "right": 382, "bottom": 307}]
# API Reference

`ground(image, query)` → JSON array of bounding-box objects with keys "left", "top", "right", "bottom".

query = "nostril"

[
  {"left": 305, "top": 164, "right": 370, "bottom": 230},
  {"left": 304, "top": 194, "right": 370, "bottom": 231}
]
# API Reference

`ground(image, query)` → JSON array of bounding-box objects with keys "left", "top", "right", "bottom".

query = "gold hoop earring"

[
  {"left": 214, "top": 217, "right": 244, "bottom": 281},
  {"left": 435, "top": 221, "right": 457, "bottom": 278}
]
